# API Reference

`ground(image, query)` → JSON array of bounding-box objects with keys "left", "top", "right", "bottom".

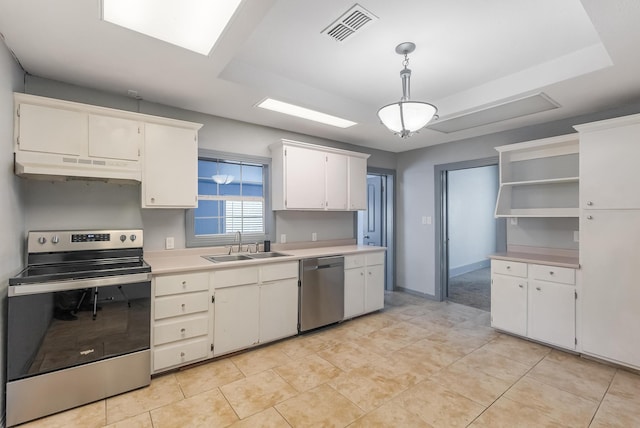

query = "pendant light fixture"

[{"left": 377, "top": 42, "right": 438, "bottom": 138}]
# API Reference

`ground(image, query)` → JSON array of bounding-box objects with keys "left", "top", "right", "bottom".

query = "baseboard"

[
  {"left": 449, "top": 259, "right": 490, "bottom": 278},
  {"left": 393, "top": 286, "right": 439, "bottom": 301}
]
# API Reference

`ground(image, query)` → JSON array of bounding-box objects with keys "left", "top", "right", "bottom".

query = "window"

[{"left": 186, "top": 150, "right": 273, "bottom": 248}]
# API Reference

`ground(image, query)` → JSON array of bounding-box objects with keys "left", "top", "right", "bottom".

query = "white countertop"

[
  {"left": 490, "top": 252, "right": 579, "bottom": 269},
  {"left": 145, "top": 245, "right": 386, "bottom": 275}
]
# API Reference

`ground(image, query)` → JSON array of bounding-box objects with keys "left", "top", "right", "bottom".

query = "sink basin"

[
  {"left": 203, "top": 254, "right": 253, "bottom": 263},
  {"left": 248, "top": 252, "right": 289, "bottom": 259}
]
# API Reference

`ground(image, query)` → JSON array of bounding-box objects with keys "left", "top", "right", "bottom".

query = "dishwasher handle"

[{"left": 301, "top": 257, "right": 344, "bottom": 271}]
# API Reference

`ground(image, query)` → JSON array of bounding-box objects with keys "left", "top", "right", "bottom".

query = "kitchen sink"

[
  {"left": 247, "top": 252, "right": 289, "bottom": 259},
  {"left": 202, "top": 254, "right": 253, "bottom": 263}
]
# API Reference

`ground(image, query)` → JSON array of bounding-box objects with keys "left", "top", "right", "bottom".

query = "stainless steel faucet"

[{"left": 235, "top": 231, "right": 242, "bottom": 253}]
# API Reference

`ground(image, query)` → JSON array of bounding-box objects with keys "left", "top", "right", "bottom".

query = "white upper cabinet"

[
  {"left": 270, "top": 139, "right": 370, "bottom": 211},
  {"left": 88, "top": 114, "right": 141, "bottom": 161},
  {"left": 325, "top": 152, "right": 348, "bottom": 210},
  {"left": 576, "top": 114, "right": 640, "bottom": 210},
  {"left": 17, "top": 102, "right": 86, "bottom": 156},
  {"left": 494, "top": 134, "right": 579, "bottom": 218},
  {"left": 142, "top": 123, "right": 199, "bottom": 208}
]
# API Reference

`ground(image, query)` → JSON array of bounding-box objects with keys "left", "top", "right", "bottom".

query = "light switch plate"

[
  {"left": 280, "top": 234, "right": 287, "bottom": 244},
  {"left": 312, "top": 232, "right": 317, "bottom": 241},
  {"left": 165, "top": 237, "right": 174, "bottom": 249}
]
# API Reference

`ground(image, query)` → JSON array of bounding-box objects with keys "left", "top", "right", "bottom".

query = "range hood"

[{"left": 14, "top": 150, "right": 141, "bottom": 183}]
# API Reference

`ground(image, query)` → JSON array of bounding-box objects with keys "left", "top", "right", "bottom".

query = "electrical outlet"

[
  {"left": 312, "top": 232, "right": 317, "bottom": 241},
  {"left": 165, "top": 237, "right": 175, "bottom": 250},
  {"left": 421, "top": 216, "right": 427, "bottom": 225},
  {"left": 280, "top": 234, "right": 287, "bottom": 244}
]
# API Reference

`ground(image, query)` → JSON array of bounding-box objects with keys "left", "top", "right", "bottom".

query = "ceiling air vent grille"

[{"left": 322, "top": 4, "right": 378, "bottom": 43}]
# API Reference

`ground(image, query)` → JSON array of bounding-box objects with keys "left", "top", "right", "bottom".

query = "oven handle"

[{"left": 8, "top": 272, "right": 152, "bottom": 297}]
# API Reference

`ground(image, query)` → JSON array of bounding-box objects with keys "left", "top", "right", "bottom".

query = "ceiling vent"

[
  {"left": 321, "top": 4, "right": 378, "bottom": 43},
  {"left": 428, "top": 92, "right": 560, "bottom": 133}
]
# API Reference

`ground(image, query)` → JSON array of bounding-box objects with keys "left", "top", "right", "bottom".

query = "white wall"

[
  {"left": 448, "top": 165, "right": 498, "bottom": 275},
  {"left": 0, "top": 39, "right": 26, "bottom": 424},
  {"left": 397, "top": 101, "right": 640, "bottom": 297},
  {"left": 22, "top": 76, "right": 397, "bottom": 251}
]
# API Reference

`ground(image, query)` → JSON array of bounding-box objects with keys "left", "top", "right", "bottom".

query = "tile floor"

[{"left": 19, "top": 291, "right": 640, "bottom": 427}]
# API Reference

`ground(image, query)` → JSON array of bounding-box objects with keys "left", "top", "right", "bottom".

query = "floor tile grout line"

[{"left": 587, "top": 368, "right": 617, "bottom": 427}]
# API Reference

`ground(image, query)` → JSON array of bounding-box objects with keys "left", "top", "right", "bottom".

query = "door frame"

[
  {"left": 357, "top": 167, "right": 395, "bottom": 291},
  {"left": 434, "top": 157, "right": 505, "bottom": 301}
]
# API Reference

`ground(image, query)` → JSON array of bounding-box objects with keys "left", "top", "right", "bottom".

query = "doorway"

[
  {"left": 434, "top": 158, "right": 506, "bottom": 310},
  {"left": 357, "top": 168, "right": 395, "bottom": 291}
]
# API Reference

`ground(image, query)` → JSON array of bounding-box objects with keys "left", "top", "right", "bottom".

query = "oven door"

[{"left": 7, "top": 273, "right": 151, "bottom": 382}]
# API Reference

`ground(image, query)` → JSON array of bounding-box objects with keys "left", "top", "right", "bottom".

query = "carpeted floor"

[{"left": 447, "top": 267, "right": 491, "bottom": 312}]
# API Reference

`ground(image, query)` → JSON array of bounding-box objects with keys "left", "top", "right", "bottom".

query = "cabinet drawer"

[
  {"left": 154, "top": 291, "right": 209, "bottom": 320},
  {"left": 155, "top": 272, "right": 209, "bottom": 297},
  {"left": 491, "top": 260, "right": 527, "bottom": 277},
  {"left": 344, "top": 254, "right": 365, "bottom": 269},
  {"left": 261, "top": 262, "right": 298, "bottom": 282},
  {"left": 366, "top": 251, "right": 385, "bottom": 266},
  {"left": 153, "top": 337, "right": 209, "bottom": 372},
  {"left": 154, "top": 314, "right": 209, "bottom": 346},
  {"left": 212, "top": 266, "right": 258, "bottom": 288},
  {"left": 530, "top": 264, "right": 575, "bottom": 285}
]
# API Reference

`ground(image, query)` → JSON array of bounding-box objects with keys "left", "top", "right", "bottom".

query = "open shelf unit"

[{"left": 495, "top": 134, "right": 579, "bottom": 218}]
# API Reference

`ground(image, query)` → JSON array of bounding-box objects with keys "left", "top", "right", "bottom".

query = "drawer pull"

[
  {"left": 587, "top": 201, "right": 593, "bottom": 206},
  {"left": 536, "top": 287, "right": 541, "bottom": 291},
  {"left": 506, "top": 266, "right": 511, "bottom": 270},
  {"left": 518, "top": 284, "right": 524, "bottom": 288},
  {"left": 180, "top": 328, "right": 186, "bottom": 333},
  {"left": 181, "top": 303, "right": 186, "bottom": 310},
  {"left": 360, "top": 272, "right": 364, "bottom": 276},
  {"left": 587, "top": 215, "right": 593, "bottom": 220},
  {"left": 549, "top": 271, "right": 554, "bottom": 275},
  {"left": 180, "top": 352, "right": 185, "bottom": 358},
  {"left": 182, "top": 281, "right": 187, "bottom": 287}
]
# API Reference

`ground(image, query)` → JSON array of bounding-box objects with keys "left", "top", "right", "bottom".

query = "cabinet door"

[
  {"left": 348, "top": 156, "right": 367, "bottom": 210},
  {"left": 143, "top": 123, "right": 198, "bottom": 208},
  {"left": 213, "top": 284, "right": 260, "bottom": 356},
  {"left": 88, "top": 114, "right": 141, "bottom": 161},
  {"left": 364, "top": 264, "right": 385, "bottom": 312},
  {"left": 491, "top": 275, "right": 527, "bottom": 336},
  {"left": 259, "top": 279, "right": 299, "bottom": 343},
  {"left": 581, "top": 210, "right": 640, "bottom": 367},
  {"left": 580, "top": 124, "right": 640, "bottom": 209},
  {"left": 18, "top": 103, "right": 86, "bottom": 155},
  {"left": 284, "top": 145, "right": 325, "bottom": 209},
  {"left": 325, "top": 152, "right": 348, "bottom": 210},
  {"left": 344, "top": 268, "right": 365, "bottom": 319},
  {"left": 529, "top": 281, "right": 575, "bottom": 350}
]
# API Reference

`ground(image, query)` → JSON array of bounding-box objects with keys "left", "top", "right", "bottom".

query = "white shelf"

[
  {"left": 496, "top": 208, "right": 579, "bottom": 218},
  {"left": 502, "top": 177, "right": 579, "bottom": 186}
]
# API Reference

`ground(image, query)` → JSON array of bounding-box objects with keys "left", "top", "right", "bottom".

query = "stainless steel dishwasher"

[{"left": 299, "top": 256, "right": 344, "bottom": 332}]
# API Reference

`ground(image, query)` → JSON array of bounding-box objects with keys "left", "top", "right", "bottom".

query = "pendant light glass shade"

[
  {"left": 378, "top": 42, "right": 437, "bottom": 138},
  {"left": 377, "top": 101, "right": 437, "bottom": 138}
]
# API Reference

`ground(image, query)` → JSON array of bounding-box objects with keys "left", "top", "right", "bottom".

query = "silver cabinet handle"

[
  {"left": 587, "top": 215, "right": 593, "bottom": 220},
  {"left": 180, "top": 328, "right": 186, "bottom": 333},
  {"left": 549, "top": 271, "right": 554, "bottom": 275},
  {"left": 518, "top": 284, "right": 524, "bottom": 288},
  {"left": 182, "top": 281, "right": 187, "bottom": 287},
  {"left": 587, "top": 201, "right": 593, "bottom": 206},
  {"left": 536, "top": 287, "right": 541, "bottom": 291},
  {"left": 180, "top": 352, "right": 185, "bottom": 357},
  {"left": 506, "top": 266, "right": 511, "bottom": 270}
]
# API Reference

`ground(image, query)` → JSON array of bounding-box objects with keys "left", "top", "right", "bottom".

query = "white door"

[
  {"left": 364, "top": 264, "right": 385, "bottom": 312},
  {"left": 325, "top": 152, "right": 348, "bottom": 210},
  {"left": 18, "top": 103, "right": 86, "bottom": 156},
  {"left": 529, "top": 281, "right": 575, "bottom": 349},
  {"left": 580, "top": 124, "right": 640, "bottom": 209},
  {"left": 259, "top": 279, "right": 298, "bottom": 343},
  {"left": 143, "top": 123, "right": 197, "bottom": 207},
  {"left": 581, "top": 209, "right": 640, "bottom": 367},
  {"left": 88, "top": 114, "right": 141, "bottom": 160},
  {"left": 213, "top": 285, "right": 260, "bottom": 356},
  {"left": 344, "top": 268, "right": 365, "bottom": 318},
  {"left": 284, "top": 145, "right": 325, "bottom": 209},
  {"left": 491, "top": 275, "right": 527, "bottom": 336}
]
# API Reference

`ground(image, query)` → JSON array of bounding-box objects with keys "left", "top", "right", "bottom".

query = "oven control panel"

[{"left": 28, "top": 229, "right": 143, "bottom": 253}]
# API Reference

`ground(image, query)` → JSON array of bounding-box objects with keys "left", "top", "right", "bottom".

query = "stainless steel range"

[{"left": 7, "top": 229, "right": 152, "bottom": 427}]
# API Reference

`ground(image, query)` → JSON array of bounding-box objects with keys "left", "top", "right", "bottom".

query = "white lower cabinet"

[
  {"left": 212, "top": 262, "right": 298, "bottom": 357},
  {"left": 152, "top": 271, "right": 212, "bottom": 373},
  {"left": 213, "top": 284, "right": 260, "bottom": 356},
  {"left": 491, "top": 273, "right": 528, "bottom": 336},
  {"left": 344, "top": 251, "right": 385, "bottom": 319},
  {"left": 491, "top": 259, "right": 577, "bottom": 350}
]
